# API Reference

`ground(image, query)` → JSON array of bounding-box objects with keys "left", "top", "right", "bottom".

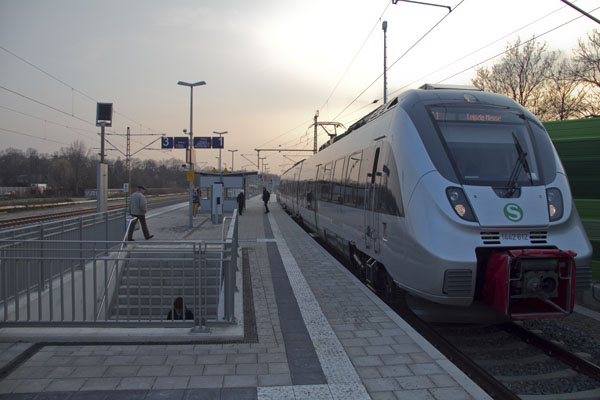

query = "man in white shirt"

[{"left": 127, "top": 185, "right": 154, "bottom": 241}]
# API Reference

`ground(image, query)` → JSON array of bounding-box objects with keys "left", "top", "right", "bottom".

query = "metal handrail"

[
  {"left": 95, "top": 218, "right": 137, "bottom": 320},
  {"left": 0, "top": 210, "right": 239, "bottom": 327}
]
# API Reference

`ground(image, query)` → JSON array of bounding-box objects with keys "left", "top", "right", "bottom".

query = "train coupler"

[{"left": 482, "top": 249, "right": 576, "bottom": 319}]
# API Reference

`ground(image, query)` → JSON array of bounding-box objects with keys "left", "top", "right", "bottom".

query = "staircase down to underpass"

[{"left": 109, "top": 247, "right": 223, "bottom": 323}]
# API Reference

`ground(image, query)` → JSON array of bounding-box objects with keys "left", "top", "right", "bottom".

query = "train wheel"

[
  {"left": 383, "top": 272, "right": 401, "bottom": 306},
  {"left": 348, "top": 245, "right": 364, "bottom": 280}
]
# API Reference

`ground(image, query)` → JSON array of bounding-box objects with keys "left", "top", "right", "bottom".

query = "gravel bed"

[
  {"left": 522, "top": 311, "right": 600, "bottom": 365},
  {"left": 506, "top": 374, "right": 600, "bottom": 395},
  {"left": 434, "top": 308, "right": 600, "bottom": 397},
  {"left": 488, "top": 359, "right": 565, "bottom": 376}
]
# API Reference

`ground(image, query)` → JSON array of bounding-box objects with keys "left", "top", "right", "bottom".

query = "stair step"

[
  {"left": 117, "top": 295, "right": 218, "bottom": 306},
  {"left": 120, "top": 277, "right": 220, "bottom": 285},
  {"left": 113, "top": 307, "right": 217, "bottom": 318}
]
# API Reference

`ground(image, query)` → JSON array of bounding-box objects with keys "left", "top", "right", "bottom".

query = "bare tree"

[
  {"left": 58, "top": 140, "right": 94, "bottom": 196},
  {"left": 472, "top": 37, "right": 557, "bottom": 115},
  {"left": 570, "top": 29, "right": 600, "bottom": 118},
  {"left": 48, "top": 158, "right": 74, "bottom": 196},
  {"left": 571, "top": 29, "right": 600, "bottom": 88},
  {"left": 538, "top": 57, "right": 589, "bottom": 120}
]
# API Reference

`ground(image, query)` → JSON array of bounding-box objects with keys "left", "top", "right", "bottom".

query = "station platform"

[{"left": 0, "top": 195, "right": 490, "bottom": 399}]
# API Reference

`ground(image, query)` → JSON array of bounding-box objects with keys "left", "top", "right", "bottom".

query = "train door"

[
  {"left": 314, "top": 165, "right": 323, "bottom": 235},
  {"left": 293, "top": 163, "right": 302, "bottom": 214},
  {"left": 364, "top": 146, "right": 381, "bottom": 253}
]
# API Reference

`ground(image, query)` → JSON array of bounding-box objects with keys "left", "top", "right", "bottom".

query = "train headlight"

[
  {"left": 446, "top": 187, "right": 477, "bottom": 222},
  {"left": 546, "top": 188, "right": 563, "bottom": 222}
]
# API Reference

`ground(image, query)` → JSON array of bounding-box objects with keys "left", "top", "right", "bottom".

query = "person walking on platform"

[
  {"left": 262, "top": 187, "right": 270, "bottom": 213},
  {"left": 127, "top": 185, "right": 153, "bottom": 241},
  {"left": 236, "top": 191, "right": 245, "bottom": 216}
]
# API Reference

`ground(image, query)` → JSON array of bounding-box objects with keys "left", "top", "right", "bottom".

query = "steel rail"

[
  {"left": 0, "top": 196, "right": 185, "bottom": 228},
  {"left": 503, "top": 321, "right": 600, "bottom": 381}
]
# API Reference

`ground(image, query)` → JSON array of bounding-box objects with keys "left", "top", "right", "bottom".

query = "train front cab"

[{"left": 411, "top": 90, "right": 591, "bottom": 320}]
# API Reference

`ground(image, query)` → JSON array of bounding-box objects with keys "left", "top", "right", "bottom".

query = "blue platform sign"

[
  {"left": 194, "top": 137, "right": 212, "bottom": 149},
  {"left": 161, "top": 137, "right": 173, "bottom": 149},
  {"left": 212, "top": 137, "right": 224, "bottom": 149},
  {"left": 173, "top": 137, "right": 189, "bottom": 149}
]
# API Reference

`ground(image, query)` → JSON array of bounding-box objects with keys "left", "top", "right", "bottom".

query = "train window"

[
  {"left": 332, "top": 157, "right": 345, "bottom": 204},
  {"left": 528, "top": 122, "right": 556, "bottom": 184},
  {"left": 199, "top": 188, "right": 210, "bottom": 200},
  {"left": 371, "top": 148, "right": 380, "bottom": 185},
  {"left": 359, "top": 147, "right": 378, "bottom": 208},
  {"left": 430, "top": 106, "right": 543, "bottom": 187},
  {"left": 320, "top": 162, "right": 333, "bottom": 201},
  {"left": 226, "top": 188, "right": 243, "bottom": 200},
  {"left": 344, "top": 151, "right": 362, "bottom": 206}
]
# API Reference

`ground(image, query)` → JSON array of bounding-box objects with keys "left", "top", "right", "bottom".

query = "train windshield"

[{"left": 430, "top": 106, "right": 542, "bottom": 187}]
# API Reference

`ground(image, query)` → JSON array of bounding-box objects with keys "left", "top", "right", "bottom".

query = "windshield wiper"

[{"left": 504, "top": 132, "right": 533, "bottom": 198}]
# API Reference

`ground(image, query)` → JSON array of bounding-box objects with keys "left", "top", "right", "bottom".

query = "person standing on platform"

[
  {"left": 236, "top": 191, "right": 245, "bottom": 215},
  {"left": 262, "top": 187, "right": 270, "bottom": 213},
  {"left": 193, "top": 188, "right": 200, "bottom": 217},
  {"left": 127, "top": 185, "right": 154, "bottom": 241}
]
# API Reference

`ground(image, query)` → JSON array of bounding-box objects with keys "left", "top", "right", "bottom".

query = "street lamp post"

[
  {"left": 228, "top": 149, "right": 238, "bottom": 172},
  {"left": 177, "top": 80, "right": 206, "bottom": 228}
]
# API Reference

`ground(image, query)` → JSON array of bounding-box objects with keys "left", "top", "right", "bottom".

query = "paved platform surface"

[{"left": 0, "top": 196, "right": 490, "bottom": 399}]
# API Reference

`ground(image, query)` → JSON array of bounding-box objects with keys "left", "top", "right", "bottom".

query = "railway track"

[
  {"left": 0, "top": 196, "right": 186, "bottom": 228},
  {"left": 377, "top": 277, "right": 600, "bottom": 399},
  {"left": 295, "top": 217, "right": 600, "bottom": 399},
  {"left": 426, "top": 320, "right": 600, "bottom": 399}
]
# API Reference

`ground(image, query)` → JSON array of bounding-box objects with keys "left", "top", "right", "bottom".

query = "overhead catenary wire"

[
  {"left": 335, "top": 1, "right": 596, "bottom": 126},
  {"left": 269, "top": 1, "right": 595, "bottom": 171},
  {"left": 1, "top": 85, "right": 95, "bottom": 127},
  {"left": 0, "top": 104, "right": 99, "bottom": 138},
  {"left": 0, "top": 85, "right": 148, "bottom": 150},
  {"left": 259, "top": 1, "right": 597, "bottom": 173},
  {"left": 0, "top": 126, "right": 69, "bottom": 146},
  {"left": 436, "top": 5, "right": 600, "bottom": 85},
  {"left": 332, "top": 0, "right": 465, "bottom": 122},
  {"left": 257, "top": 0, "right": 392, "bottom": 154},
  {"left": 0, "top": 45, "right": 161, "bottom": 150},
  {"left": 387, "top": 2, "right": 595, "bottom": 98},
  {"left": 319, "top": 0, "right": 393, "bottom": 112}
]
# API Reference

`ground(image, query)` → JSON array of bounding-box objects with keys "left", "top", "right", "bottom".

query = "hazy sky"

[{"left": 1, "top": 0, "right": 598, "bottom": 174}]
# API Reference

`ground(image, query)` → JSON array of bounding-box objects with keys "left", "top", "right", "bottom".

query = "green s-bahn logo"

[{"left": 504, "top": 203, "right": 524, "bottom": 222}]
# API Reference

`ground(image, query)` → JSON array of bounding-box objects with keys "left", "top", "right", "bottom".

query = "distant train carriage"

[{"left": 278, "top": 84, "right": 593, "bottom": 320}]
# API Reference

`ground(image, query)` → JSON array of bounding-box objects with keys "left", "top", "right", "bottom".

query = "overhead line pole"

[
  {"left": 314, "top": 111, "right": 319, "bottom": 154},
  {"left": 560, "top": 0, "right": 600, "bottom": 24},
  {"left": 383, "top": 21, "right": 388, "bottom": 104}
]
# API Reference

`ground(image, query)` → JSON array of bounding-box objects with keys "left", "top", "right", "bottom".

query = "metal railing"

[
  {"left": 0, "top": 209, "right": 126, "bottom": 302},
  {"left": 0, "top": 210, "right": 238, "bottom": 328}
]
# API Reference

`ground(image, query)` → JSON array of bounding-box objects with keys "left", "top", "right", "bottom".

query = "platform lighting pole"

[
  {"left": 213, "top": 131, "right": 228, "bottom": 176},
  {"left": 256, "top": 150, "right": 260, "bottom": 173},
  {"left": 382, "top": 21, "right": 388, "bottom": 104},
  {"left": 228, "top": 149, "right": 238, "bottom": 172},
  {"left": 177, "top": 80, "right": 206, "bottom": 228}
]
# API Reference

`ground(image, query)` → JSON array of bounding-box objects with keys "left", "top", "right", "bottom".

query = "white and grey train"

[{"left": 278, "top": 84, "right": 593, "bottom": 320}]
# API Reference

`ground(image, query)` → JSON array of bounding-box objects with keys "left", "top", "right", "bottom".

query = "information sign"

[
  {"left": 212, "top": 137, "right": 224, "bottom": 149},
  {"left": 194, "top": 137, "right": 212, "bottom": 148},
  {"left": 173, "top": 137, "right": 189, "bottom": 149},
  {"left": 161, "top": 137, "right": 174, "bottom": 149}
]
